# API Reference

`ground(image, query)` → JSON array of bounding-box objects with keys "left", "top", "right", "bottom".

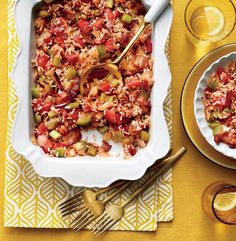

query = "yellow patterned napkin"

[{"left": 4, "top": 0, "right": 173, "bottom": 231}]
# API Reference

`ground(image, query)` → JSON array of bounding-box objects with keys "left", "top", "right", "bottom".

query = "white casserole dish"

[
  {"left": 194, "top": 52, "right": 236, "bottom": 159},
  {"left": 12, "top": 0, "right": 173, "bottom": 187}
]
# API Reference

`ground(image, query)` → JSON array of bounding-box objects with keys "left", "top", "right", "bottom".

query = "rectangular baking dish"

[{"left": 12, "top": 0, "right": 172, "bottom": 187}]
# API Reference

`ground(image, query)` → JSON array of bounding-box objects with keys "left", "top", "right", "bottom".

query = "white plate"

[
  {"left": 194, "top": 52, "right": 236, "bottom": 160},
  {"left": 11, "top": 0, "right": 172, "bottom": 187}
]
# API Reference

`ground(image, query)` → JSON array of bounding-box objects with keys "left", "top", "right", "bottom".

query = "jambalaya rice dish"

[
  {"left": 203, "top": 62, "right": 236, "bottom": 149},
  {"left": 32, "top": 0, "right": 154, "bottom": 158}
]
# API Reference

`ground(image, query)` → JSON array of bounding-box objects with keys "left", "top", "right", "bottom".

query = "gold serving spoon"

[{"left": 80, "top": 0, "right": 169, "bottom": 94}]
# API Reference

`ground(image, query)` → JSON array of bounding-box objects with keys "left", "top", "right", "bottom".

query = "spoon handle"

[
  {"left": 113, "top": 0, "right": 169, "bottom": 65},
  {"left": 145, "top": 0, "right": 169, "bottom": 23}
]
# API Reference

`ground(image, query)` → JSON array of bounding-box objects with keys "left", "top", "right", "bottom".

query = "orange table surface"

[{"left": 1, "top": 0, "right": 236, "bottom": 240}]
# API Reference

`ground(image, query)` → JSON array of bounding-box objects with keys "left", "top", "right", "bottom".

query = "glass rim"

[
  {"left": 211, "top": 184, "right": 236, "bottom": 225},
  {"left": 184, "top": 0, "right": 236, "bottom": 42}
]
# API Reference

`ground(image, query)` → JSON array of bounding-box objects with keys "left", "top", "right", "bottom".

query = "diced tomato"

[
  {"left": 127, "top": 144, "right": 137, "bottom": 156},
  {"left": 62, "top": 8, "right": 75, "bottom": 21},
  {"left": 51, "top": 17, "right": 67, "bottom": 37},
  {"left": 100, "top": 81, "right": 111, "bottom": 93},
  {"left": 146, "top": 38, "right": 152, "bottom": 53},
  {"left": 37, "top": 122, "right": 48, "bottom": 135},
  {"left": 61, "top": 128, "right": 82, "bottom": 146},
  {"left": 100, "top": 141, "right": 112, "bottom": 152},
  {"left": 93, "top": 18, "right": 104, "bottom": 30},
  {"left": 113, "top": 10, "right": 121, "bottom": 19},
  {"left": 115, "top": 113, "right": 122, "bottom": 125},
  {"left": 66, "top": 54, "right": 80, "bottom": 65},
  {"left": 104, "top": 8, "right": 115, "bottom": 21},
  {"left": 37, "top": 55, "right": 50, "bottom": 68},
  {"left": 42, "top": 101, "right": 53, "bottom": 111},
  {"left": 32, "top": 98, "right": 43, "bottom": 109},
  {"left": 216, "top": 67, "right": 231, "bottom": 84},
  {"left": 42, "top": 140, "right": 54, "bottom": 153},
  {"left": 127, "top": 80, "right": 142, "bottom": 88},
  {"left": 104, "top": 38, "right": 117, "bottom": 52},
  {"left": 226, "top": 91, "right": 236, "bottom": 107},
  {"left": 70, "top": 111, "right": 79, "bottom": 120},
  {"left": 54, "top": 36, "right": 65, "bottom": 46},
  {"left": 78, "top": 19, "right": 91, "bottom": 34},
  {"left": 105, "top": 110, "right": 117, "bottom": 124},
  {"left": 54, "top": 92, "right": 71, "bottom": 107},
  {"left": 142, "top": 79, "right": 149, "bottom": 91},
  {"left": 73, "top": 32, "right": 86, "bottom": 48},
  {"left": 44, "top": 36, "right": 52, "bottom": 45}
]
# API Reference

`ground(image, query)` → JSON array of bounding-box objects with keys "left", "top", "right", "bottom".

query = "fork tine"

[
  {"left": 89, "top": 212, "right": 109, "bottom": 232},
  {"left": 61, "top": 204, "right": 85, "bottom": 217},
  {"left": 73, "top": 214, "right": 95, "bottom": 232},
  {"left": 71, "top": 210, "right": 93, "bottom": 229},
  {"left": 59, "top": 190, "right": 84, "bottom": 208},
  {"left": 94, "top": 220, "right": 116, "bottom": 237},
  {"left": 92, "top": 217, "right": 113, "bottom": 236},
  {"left": 59, "top": 196, "right": 83, "bottom": 210}
]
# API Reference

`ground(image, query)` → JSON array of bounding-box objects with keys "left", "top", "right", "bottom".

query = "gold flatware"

[
  {"left": 89, "top": 147, "right": 186, "bottom": 236},
  {"left": 79, "top": 0, "right": 169, "bottom": 95},
  {"left": 70, "top": 155, "right": 169, "bottom": 232},
  {"left": 59, "top": 180, "right": 125, "bottom": 217}
]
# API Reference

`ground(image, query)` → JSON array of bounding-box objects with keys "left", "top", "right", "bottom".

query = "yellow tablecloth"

[{"left": 1, "top": 0, "right": 236, "bottom": 240}]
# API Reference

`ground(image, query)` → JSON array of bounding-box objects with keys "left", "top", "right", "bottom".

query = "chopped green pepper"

[
  {"left": 111, "top": 79, "right": 119, "bottom": 87},
  {"left": 55, "top": 148, "right": 65, "bottom": 157},
  {"left": 141, "top": 131, "right": 150, "bottom": 142},
  {"left": 48, "top": 110, "right": 57, "bottom": 118},
  {"left": 121, "top": 14, "right": 133, "bottom": 23},
  {"left": 212, "top": 125, "right": 224, "bottom": 136},
  {"left": 38, "top": 10, "right": 50, "bottom": 18},
  {"left": 97, "top": 45, "right": 106, "bottom": 58},
  {"left": 47, "top": 118, "right": 59, "bottom": 130},
  {"left": 73, "top": 142, "right": 88, "bottom": 152},
  {"left": 49, "top": 130, "right": 61, "bottom": 140},
  {"left": 86, "top": 145, "right": 98, "bottom": 156},
  {"left": 112, "top": 131, "right": 124, "bottom": 142},
  {"left": 66, "top": 67, "right": 77, "bottom": 79},
  {"left": 98, "top": 126, "right": 109, "bottom": 134},
  {"left": 32, "top": 87, "right": 40, "bottom": 98},
  {"left": 65, "top": 102, "right": 80, "bottom": 109},
  {"left": 35, "top": 114, "right": 42, "bottom": 123},
  {"left": 209, "top": 121, "right": 221, "bottom": 129},
  {"left": 52, "top": 56, "right": 61, "bottom": 67},
  {"left": 107, "top": 0, "right": 113, "bottom": 8},
  {"left": 100, "top": 93, "right": 107, "bottom": 102},
  {"left": 76, "top": 113, "right": 92, "bottom": 126},
  {"left": 208, "top": 78, "right": 220, "bottom": 90}
]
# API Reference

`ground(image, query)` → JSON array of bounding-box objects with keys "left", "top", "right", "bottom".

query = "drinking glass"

[
  {"left": 202, "top": 181, "right": 236, "bottom": 225},
  {"left": 185, "top": 0, "right": 236, "bottom": 46}
]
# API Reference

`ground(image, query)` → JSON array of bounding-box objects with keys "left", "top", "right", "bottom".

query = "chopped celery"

[
  {"left": 73, "top": 142, "right": 88, "bottom": 152},
  {"left": 212, "top": 125, "right": 224, "bottom": 136},
  {"left": 100, "top": 93, "right": 107, "bottom": 102},
  {"left": 47, "top": 48, "right": 53, "bottom": 56},
  {"left": 121, "top": 14, "right": 133, "bottom": 23},
  {"left": 106, "top": 96, "right": 113, "bottom": 102},
  {"left": 32, "top": 87, "right": 40, "bottom": 98},
  {"left": 98, "top": 126, "right": 109, "bottom": 134},
  {"left": 76, "top": 113, "right": 92, "bottom": 126},
  {"left": 209, "top": 121, "right": 221, "bottom": 129},
  {"left": 48, "top": 110, "right": 57, "bottom": 118},
  {"left": 92, "top": 9, "right": 101, "bottom": 16},
  {"left": 209, "top": 78, "right": 220, "bottom": 90},
  {"left": 55, "top": 148, "right": 65, "bottom": 157},
  {"left": 141, "top": 131, "right": 150, "bottom": 142},
  {"left": 112, "top": 131, "right": 124, "bottom": 142},
  {"left": 97, "top": 45, "right": 106, "bottom": 58},
  {"left": 49, "top": 130, "right": 61, "bottom": 140},
  {"left": 86, "top": 145, "right": 98, "bottom": 156},
  {"left": 38, "top": 10, "right": 50, "bottom": 18},
  {"left": 65, "top": 102, "right": 80, "bottom": 109},
  {"left": 106, "top": 74, "right": 113, "bottom": 82},
  {"left": 111, "top": 79, "right": 119, "bottom": 87},
  {"left": 66, "top": 67, "right": 77, "bottom": 79},
  {"left": 107, "top": 0, "right": 113, "bottom": 8},
  {"left": 47, "top": 118, "right": 59, "bottom": 130},
  {"left": 35, "top": 114, "right": 42, "bottom": 123},
  {"left": 52, "top": 56, "right": 61, "bottom": 67}
]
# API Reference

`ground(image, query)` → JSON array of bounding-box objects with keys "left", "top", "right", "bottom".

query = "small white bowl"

[{"left": 194, "top": 52, "right": 236, "bottom": 159}]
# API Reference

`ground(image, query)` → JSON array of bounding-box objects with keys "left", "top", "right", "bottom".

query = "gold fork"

[
  {"left": 89, "top": 147, "right": 186, "bottom": 236},
  {"left": 70, "top": 156, "right": 168, "bottom": 232},
  {"left": 59, "top": 180, "right": 125, "bottom": 217}
]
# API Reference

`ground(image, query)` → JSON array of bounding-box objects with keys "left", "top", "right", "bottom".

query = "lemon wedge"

[
  {"left": 213, "top": 192, "right": 236, "bottom": 212},
  {"left": 205, "top": 6, "right": 225, "bottom": 36}
]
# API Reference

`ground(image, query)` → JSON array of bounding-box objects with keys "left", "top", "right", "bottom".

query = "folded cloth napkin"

[{"left": 4, "top": 0, "right": 173, "bottom": 231}]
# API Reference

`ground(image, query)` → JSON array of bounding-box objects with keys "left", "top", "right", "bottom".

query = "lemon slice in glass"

[
  {"left": 205, "top": 6, "right": 225, "bottom": 36},
  {"left": 214, "top": 192, "right": 236, "bottom": 212}
]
